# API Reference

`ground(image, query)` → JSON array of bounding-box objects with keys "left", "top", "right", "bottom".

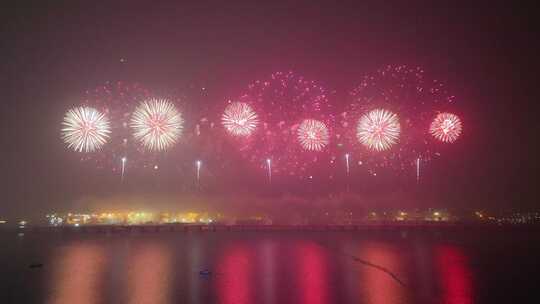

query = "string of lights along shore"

[{"left": 61, "top": 66, "right": 463, "bottom": 182}]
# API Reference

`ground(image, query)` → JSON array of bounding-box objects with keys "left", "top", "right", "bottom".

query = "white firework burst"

[
  {"left": 297, "top": 119, "right": 330, "bottom": 151},
  {"left": 61, "top": 106, "right": 111, "bottom": 152},
  {"left": 130, "top": 98, "right": 183, "bottom": 151},
  {"left": 357, "top": 109, "right": 400, "bottom": 151},
  {"left": 222, "top": 102, "right": 258, "bottom": 136},
  {"left": 430, "top": 112, "right": 462, "bottom": 143}
]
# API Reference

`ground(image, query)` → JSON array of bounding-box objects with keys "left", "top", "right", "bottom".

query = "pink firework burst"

[
  {"left": 357, "top": 109, "right": 400, "bottom": 151},
  {"left": 222, "top": 101, "right": 258, "bottom": 136},
  {"left": 297, "top": 119, "right": 329, "bottom": 151},
  {"left": 430, "top": 112, "right": 462, "bottom": 143}
]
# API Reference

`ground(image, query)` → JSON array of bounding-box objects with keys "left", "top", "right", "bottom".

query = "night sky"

[{"left": 2, "top": 1, "right": 539, "bottom": 220}]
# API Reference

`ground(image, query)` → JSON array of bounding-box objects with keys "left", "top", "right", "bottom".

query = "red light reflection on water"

[
  {"left": 47, "top": 243, "right": 106, "bottom": 304},
  {"left": 436, "top": 245, "right": 474, "bottom": 304},
  {"left": 216, "top": 244, "right": 253, "bottom": 304},
  {"left": 295, "top": 241, "right": 328, "bottom": 304},
  {"left": 360, "top": 242, "right": 405, "bottom": 304},
  {"left": 127, "top": 242, "right": 172, "bottom": 304}
]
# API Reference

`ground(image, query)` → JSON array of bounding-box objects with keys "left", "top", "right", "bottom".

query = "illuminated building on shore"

[{"left": 44, "top": 211, "right": 222, "bottom": 226}]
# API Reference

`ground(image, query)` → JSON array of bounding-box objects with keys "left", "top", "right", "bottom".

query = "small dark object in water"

[
  {"left": 29, "top": 263, "right": 43, "bottom": 269},
  {"left": 199, "top": 269, "right": 212, "bottom": 276}
]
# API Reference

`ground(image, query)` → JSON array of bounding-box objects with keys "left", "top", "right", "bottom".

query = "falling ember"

[
  {"left": 297, "top": 119, "right": 330, "bottom": 151},
  {"left": 61, "top": 106, "right": 111, "bottom": 153},
  {"left": 130, "top": 98, "right": 183, "bottom": 151},
  {"left": 222, "top": 102, "right": 259, "bottom": 136},
  {"left": 357, "top": 109, "right": 400, "bottom": 151},
  {"left": 430, "top": 112, "right": 462, "bottom": 143}
]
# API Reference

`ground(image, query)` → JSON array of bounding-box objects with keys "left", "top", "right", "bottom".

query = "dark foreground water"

[{"left": 1, "top": 228, "right": 540, "bottom": 303}]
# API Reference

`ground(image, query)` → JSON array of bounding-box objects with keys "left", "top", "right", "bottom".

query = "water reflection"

[
  {"left": 259, "top": 240, "right": 277, "bottom": 304},
  {"left": 360, "top": 241, "right": 406, "bottom": 304},
  {"left": 38, "top": 234, "right": 477, "bottom": 304},
  {"left": 295, "top": 241, "right": 328, "bottom": 304},
  {"left": 436, "top": 245, "right": 474, "bottom": 304},
  {"left": 126, "top": 241, "right": 172, "bottom": 304},
  {"left": 216, "top": 243, "right": 253, "bottom": 304},
  {"left": 188, "top": 237, "right": 203, "bottom": 304},
  {"left": 47, "top": 242, "right": 106, "bottom": 304}
]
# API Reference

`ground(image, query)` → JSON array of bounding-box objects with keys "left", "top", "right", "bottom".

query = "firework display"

[
  {"left": 61, "top": 66, "right": 464, "bottom": 183},
  {"left": 222, "top": 101, "right": 258, "bottom": 136},
  {"left": 62, "top": 82, "right": 192, "bottom": 176},
  {"left": 297, "top": 119, "right": 330, "bottom": 151},
  {"left": 356, "top": 109, "right": 400, "bottom": 151},
  {"left": 130, "top": 98, "right": 184, "bottom": 151},
  {"left": 430, "top": 112, "right": 462, "bottom": 143},
  {"left": 342, "top": 65, "right": 459, "bottom": 175},
  {"left": 61, "top": 106, "right": 111, "bottom": 152},
  {"left": 233, "top": 71, "right": 335, "bottom": 177},
  {"left": 78, "top": 82, "right": 152, "bottom": 169}
]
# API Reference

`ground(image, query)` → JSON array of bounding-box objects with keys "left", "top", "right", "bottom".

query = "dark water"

[{"left": 1, "top": 228, "right": 539, "bottom": 303}]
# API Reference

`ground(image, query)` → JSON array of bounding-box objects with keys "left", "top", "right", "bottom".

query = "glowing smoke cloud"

[
  {"left": 61, "top": 106, "right": 111, "bottom": 153},
  {"left": 297, "top": 119, "right": 330, "bottom": 151},
  {"left": 356, "top": 109, "right": 400, "bottom": 151},
  {"left": 222, "top": 102, "right": 258, "bottom": 136},
  {"left": 430, "top": 112, "right": 462, "bottom": 143},
  {"left": 130, "top": 98, "right": 184, "bottom": 151}
]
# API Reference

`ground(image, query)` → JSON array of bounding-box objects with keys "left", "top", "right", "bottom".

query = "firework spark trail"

[
  {"left": 357, "top": 109, "right": 400, "bottom": 151},
  {"left": 130, "top": 98, "right": 184, "bottom": 151},
  {"left": 61, "top": 106, "right": 111, "bottom": 153},
  {"left": 297, "top": 119, "right": 330, "bottom": 151},
  {"left": 222, "top": 102, "right": 258, "bottom": 136},
  {"left": 430, "top": 112, "right": 462, "bottom": 143}
]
